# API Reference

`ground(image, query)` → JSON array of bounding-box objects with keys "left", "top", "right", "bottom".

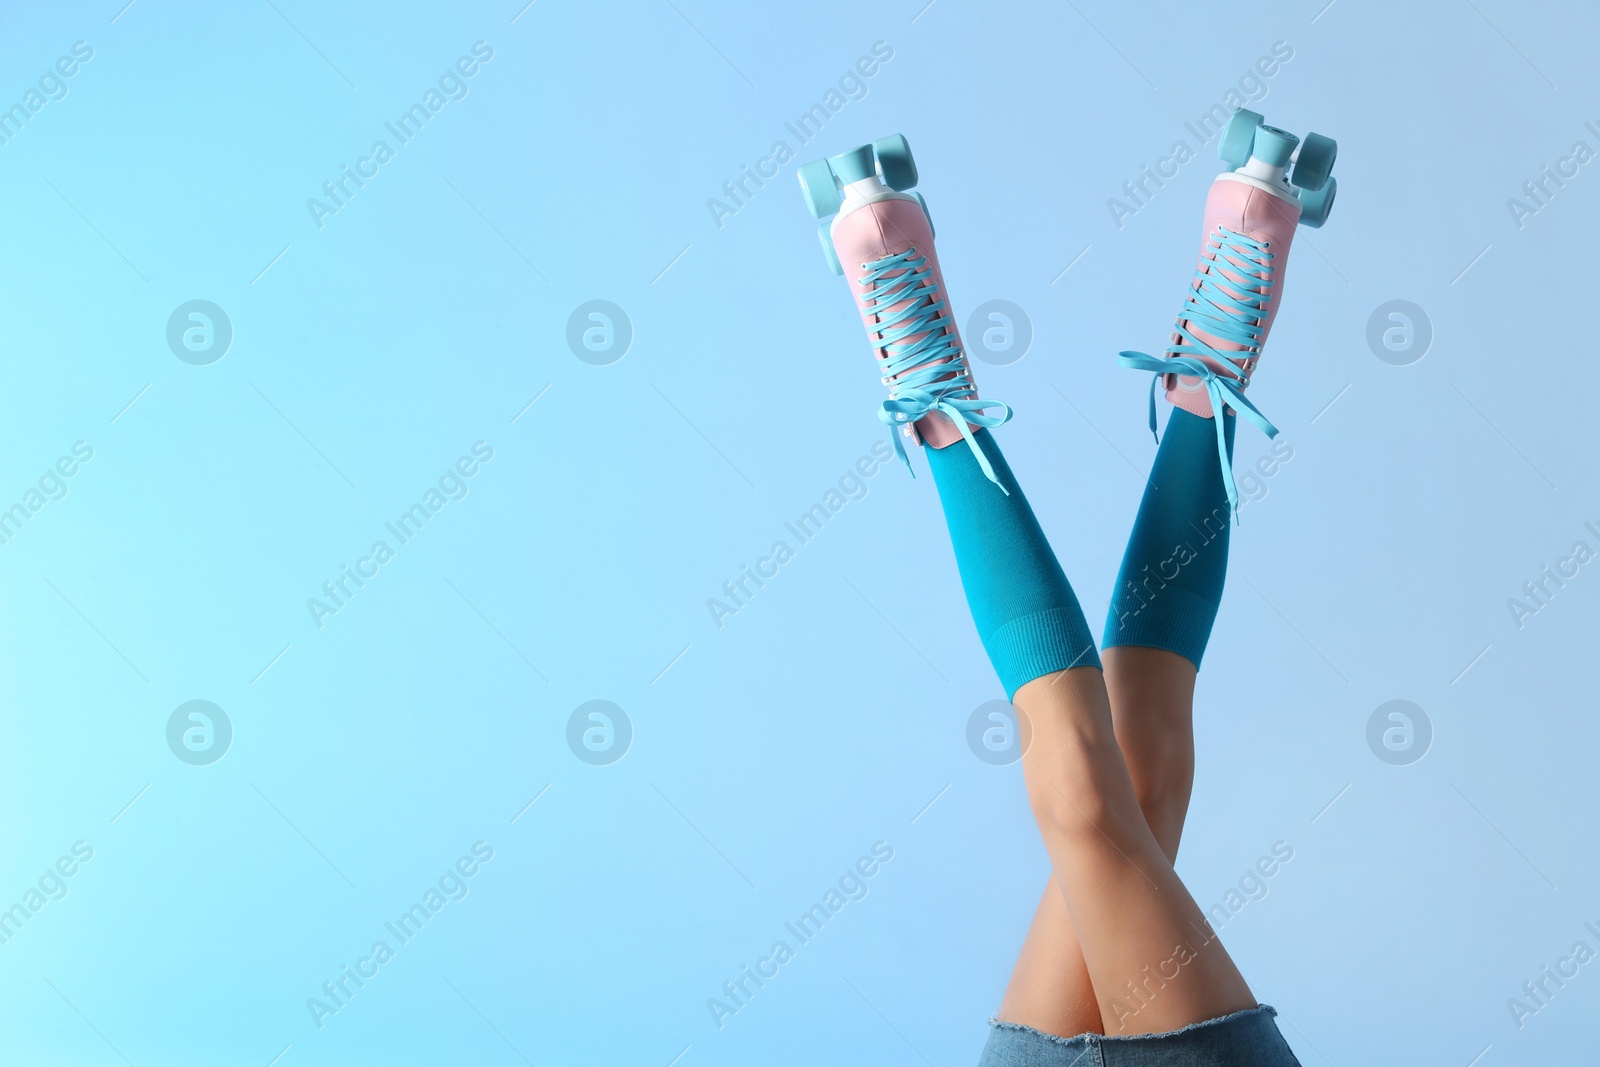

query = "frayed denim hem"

[
  {"left": 987, "top": 1003, "right": 1277, "bottom": 1044},
  {"left": 978, "top": 1004, "right": 1300, "bottom": 1066}
]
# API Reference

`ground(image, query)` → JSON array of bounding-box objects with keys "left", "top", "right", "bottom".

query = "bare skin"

[{"left": 993, "top": 646, "right": 1253, "bottom": 1036}]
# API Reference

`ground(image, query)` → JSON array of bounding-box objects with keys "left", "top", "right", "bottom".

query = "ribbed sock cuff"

[
  {"left": 984, "top": 606, "right": 1102, "bottom": 701},
  {"left": 1101, "top": 584, "right": 1220, "bottom": 670}
]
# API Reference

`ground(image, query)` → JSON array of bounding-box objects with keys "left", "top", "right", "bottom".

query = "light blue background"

[{"left": 1, "top": 0, "right": 1596, "bottom": 1063}]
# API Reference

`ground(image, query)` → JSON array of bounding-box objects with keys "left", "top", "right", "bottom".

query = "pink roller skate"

[
  {"left": 1119, "top": 109, "right": 1337, "bottom": 512},
  {"left": 799, "top": 135, "right": 1011, "bottom": 491}
]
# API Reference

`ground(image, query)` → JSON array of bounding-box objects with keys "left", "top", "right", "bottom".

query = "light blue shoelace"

[
  {"left": 859, "top": 249, "right": 1012, "bottom": 491},
  {"left": 1118, "top": 226, "right": 1281, "bottom": 516}
]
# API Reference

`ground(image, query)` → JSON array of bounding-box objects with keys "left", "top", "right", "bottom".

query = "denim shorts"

[{"left": 978, "top": 1005, "right": 1301, "bottom": 1066}]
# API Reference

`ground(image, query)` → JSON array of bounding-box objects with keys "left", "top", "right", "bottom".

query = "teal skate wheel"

[
  {"left": 1218, "top": 108, "right": 1263, "bottom": 167},
  {"left": 818, "top": 223, "right": 843, "bottom": 275},
  {"left": 1297, "top": 176, "right": 1336, "bottom": 228},
  {"left": 914, "top": 192, "right": 934, "bottom": 238},
  {"left": 1252, "top": 125, "right": 1298, "bottom": 168},
  {"left": 798, "top": 157, "right": 842, "bottom": 219},
  {"left": 873, "top": 133, "right": 918, "bottom": 191},
  {"left": 1291, "top": 132, "right": 1336, "bottom": 192}
]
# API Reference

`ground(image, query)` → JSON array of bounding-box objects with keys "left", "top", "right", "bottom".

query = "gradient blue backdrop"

[{"left": 1, "top": 1, "right": 1596, "bottom": 1063}]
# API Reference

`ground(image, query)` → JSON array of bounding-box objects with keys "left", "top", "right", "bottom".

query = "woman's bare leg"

[
  {"left": 1105, "top": 646, "right": 1199, "bottom": 850},
  {"left": 995, "top": 646, "right": 1199, "bottom": 1034},
  {"left": 995, "top": 407, "right": 1241, "bottom": 1032},
  {"left": 995, "top": 877, "right": 1101, "bottom": 1035},
  {"left": 1010, "top": 665, "right": 1251, "bottom": 1035},
  {"left": 869, "top": 356, "right": 1223, "bottom": 1035}
]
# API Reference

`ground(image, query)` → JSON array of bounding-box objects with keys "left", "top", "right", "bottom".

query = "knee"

[
  {"left": 1128, "top": 739, "right": 1193, "bottom": 812},
  {"left": 1025, "top": 746, "right": 1130, "bottom": 843},
  {"left": 1014, "top": 672, "right": 1144, "bottom": 845},
  {"left": 1116, "top": 731, "right": 1193, "bottom": 852},
  {"left": 1115, "top": 715, "right": 1193, "bottom": 804}
]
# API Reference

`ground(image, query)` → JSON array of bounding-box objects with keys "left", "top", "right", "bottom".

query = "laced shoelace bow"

[
  {"left": 1118, "top": 226, "right": 1281, "bottom": 516},
  {"left": 859, "top": 249, "right": 1011, "bottom": 491}
]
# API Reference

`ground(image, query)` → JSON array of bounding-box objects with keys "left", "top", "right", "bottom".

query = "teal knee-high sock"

[
  {"left": 925, "top": 429, "right": 1099, "bottom": 700},
  {"left": 1103, "top": 408, "right": 1236, "bottom": 667}
]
